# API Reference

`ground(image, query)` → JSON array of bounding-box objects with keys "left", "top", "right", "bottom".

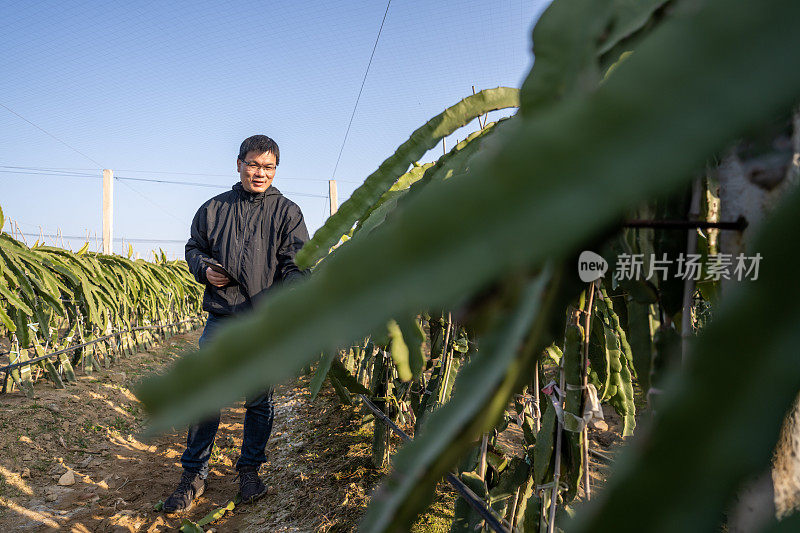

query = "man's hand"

[{"left": 206, "top": 267, "right": 230, "bottom": 288}]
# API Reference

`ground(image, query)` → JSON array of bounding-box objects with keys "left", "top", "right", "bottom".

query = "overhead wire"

[
  {"left": 0, "top": 165, "right": 327, "bottom": 198},
  {"left": 0, "top": 169, "right": 99, "bottom": 179},
  {"left": 17, "top": 232, "right": 186, "bottom": 244},
  {"left": 114, "top": 175, "right": 328, "bottom": 198},
  {"left": 115, "top": 167, "right": 361, "bottom": 183},
  {"left": 0, "top": 165, "right": 98, "bottom": 172},
  {"left": 0, "top": 102, "right": 104, "bottom": 168},
  {"left": 0, "top": 164, "right": 360, "bottom": 185},
  {"left": 115, "top": 179, "right": 185, "bottom": 224},
  {"left": 331, "top": 0, "right": 392, "bottom": 181}
]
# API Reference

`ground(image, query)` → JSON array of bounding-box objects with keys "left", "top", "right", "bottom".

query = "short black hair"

[{"left": 238, "top": 135, "right": 280, "bottom": 165}]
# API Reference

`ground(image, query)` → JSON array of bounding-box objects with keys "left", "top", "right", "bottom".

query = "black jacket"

[{"left": 185, "top": 183, "right": 309, "bottom": 316}]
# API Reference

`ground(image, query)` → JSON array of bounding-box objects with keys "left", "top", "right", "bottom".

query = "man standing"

[{"left": 164, "top": 135, "right": 309, "bottom": 513}]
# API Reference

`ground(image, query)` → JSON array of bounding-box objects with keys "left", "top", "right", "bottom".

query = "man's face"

[{"left": 237, "top": 150, "right": 277, "bottom": 193}]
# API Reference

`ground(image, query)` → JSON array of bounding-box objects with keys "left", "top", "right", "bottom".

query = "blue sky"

[{"left": 0, "top": 0, "right": 548, "bottom": 259}]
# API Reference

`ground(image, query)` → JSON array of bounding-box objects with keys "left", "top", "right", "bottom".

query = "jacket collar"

[{"left": 233, "top": 182, "right": 281, "bottom": 202}]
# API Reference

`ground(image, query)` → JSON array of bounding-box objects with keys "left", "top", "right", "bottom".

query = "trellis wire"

[
  {"left": 1, "top": 316, "right": 204, "bottom": 394},
  {"left": 358, "top": 393, "right": 514, "bottom": 533}
]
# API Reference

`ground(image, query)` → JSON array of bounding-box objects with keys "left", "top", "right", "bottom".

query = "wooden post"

[
  {"left": 328, "top": 179, "right": 338, "bottom": 216},
  {"left": 582, "top": 282, "right": 597, "bottom": 501},
  {"left": 477, "top": 431, "right": 490, "bottom": 523},
  {"left": 534, "top": 360, "right": 541, "bottom": 433},
  {"left": 102, "top": 169, "right": 113, "bottom": 255},
  {"left": 478, "top": 433, "right": 489, "bottom": 480},
  {"left": 682, "top": 177, "right": 702, "bottom": 364}
]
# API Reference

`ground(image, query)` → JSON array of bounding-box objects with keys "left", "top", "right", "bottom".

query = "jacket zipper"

[{"left": 235, "top": 198, "right": 257, "bottom": 303}]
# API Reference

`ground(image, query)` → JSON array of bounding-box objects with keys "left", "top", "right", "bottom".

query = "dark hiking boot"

[
  {"left": 237, "top": 466, "right": 268, "bottom": 503},
  {"left": 163, "top": 471, "right": 205, "bottom": 514}
]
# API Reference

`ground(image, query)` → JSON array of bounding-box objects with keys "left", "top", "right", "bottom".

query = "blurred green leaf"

[
  {"left": 387, "top": 319, "right": 412, "bottom": 382},
  {"left": 519, "top": 0, "right": 611, "bottom": 115},
  {"left": 329, "top": 358, "right": 370, "bottom": 395},
  {"left": 598, "top": 0, "right": 670, "bottom": 56},
  {"left": 398, "top": 316, "right": 425, "bottom": 379},
  {"left": 309, "top": 351, "right": 335, "bottom": 401}
]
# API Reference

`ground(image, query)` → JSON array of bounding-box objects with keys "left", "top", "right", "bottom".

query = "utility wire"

[
  {"left": 0, "top": 102, "right": 104, "bottom": 168},
  {"left": 17, "top": 232, "right": 186, "bottom": 244},
  {"left": 0, "top": 164, "right": 362, "bottom": 183},
  {"left": 116, "top": 176, "right": 226, "bottom": 187},
  {"left": 115, "top": 168, "right": 361, "bottom": 183},
  {"left": 0, "top": 169, "right": 99, "bottom": 179},
  {"left": 0, "top": 168, "right": 327, "bottom": 198},
  {"left": 115, "top": 179, "right": 185, "bottom": 224},
  {"left": 331, "top": 0, "right": 391, "bottom": 180},
  {"left": 115, "top": 175, "right": 328, "bottom": 198},
  {"left": 0, "top": 165, "right": 98, "bottom": 172}
]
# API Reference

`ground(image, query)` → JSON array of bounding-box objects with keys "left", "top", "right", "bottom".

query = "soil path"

[
  {"left": 0, "top": 329, "right": 379, "bottom": 532},
  {"left": 0, "top": 328, "right": 628, "bottom": 532}
]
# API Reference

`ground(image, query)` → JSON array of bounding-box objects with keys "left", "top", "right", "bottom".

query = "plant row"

[{"left": 0, "top": 206, "right": 204, "bottom": 396}]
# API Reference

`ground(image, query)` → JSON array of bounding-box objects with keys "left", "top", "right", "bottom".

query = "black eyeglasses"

[{"left": 241, "top": 160, "right": 277, "bottom": 173}]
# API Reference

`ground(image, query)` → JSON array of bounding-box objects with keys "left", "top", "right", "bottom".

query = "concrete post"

[
  {"left": 328, "top": 179, "right": 338, "bottom": 216},
  {"left": 102, "top": 169, "right": 113, "bottom": 254}
]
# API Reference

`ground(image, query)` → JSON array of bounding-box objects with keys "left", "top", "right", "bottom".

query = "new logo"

[{"left": 578, "top": 251, "right": 608, "bottom": 282}]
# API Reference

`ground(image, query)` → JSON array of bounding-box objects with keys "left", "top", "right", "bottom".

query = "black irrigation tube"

[
  {"left": 358, "top": 394, "right": 513, "bottom": 533},
  {"left": 0, "top": 316, "right": 203, "bottom": 377},
  {"left": 623, "top": 217, "right": 748, "bottom": 230}
]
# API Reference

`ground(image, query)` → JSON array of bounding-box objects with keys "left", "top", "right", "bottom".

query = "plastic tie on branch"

[
  {"left": 542, "top": 382, "right": 604, "bottom": 433},
  {"left": 541, "top": 380, "right": 563, "bottom": 399},
  {"left": 536, "top": 480, "right": 569, "bottom": 495},
  {"left": 583, "top": 383, "right": 604, "bottom": 424},
  {"left": 514, "top": 393, "right": 541, "bottom": 425}
]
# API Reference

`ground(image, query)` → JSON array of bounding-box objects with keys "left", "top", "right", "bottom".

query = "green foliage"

[
  {"left": 0, "top": 223, "right": 203, "bottom": 394},
  {"left": 296, "top": 87, "right": 520, "bottom": 267},
  {"left": 399, "top": 316, "right": 426, "bottom": 379},
  {"left": 387, "top": 319, "right": 412, "bottom": 382},
  {"left": 309, "top": 351, "right": 335, "bottom": 400},
  {"left": 593, "top": 294, "right": 636, "bottom": 435}
]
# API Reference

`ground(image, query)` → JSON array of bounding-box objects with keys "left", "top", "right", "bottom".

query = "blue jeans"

[{"left": 181, "top": 313, "right": 274, "bottom": 478}]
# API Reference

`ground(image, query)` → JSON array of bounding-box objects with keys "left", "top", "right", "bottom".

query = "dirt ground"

[
  {"left": 0, "top": 328, "right": 628, "bottom": 532},
  {"left": 0, "top": 329, "right": 390, "bottom": 532}
]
